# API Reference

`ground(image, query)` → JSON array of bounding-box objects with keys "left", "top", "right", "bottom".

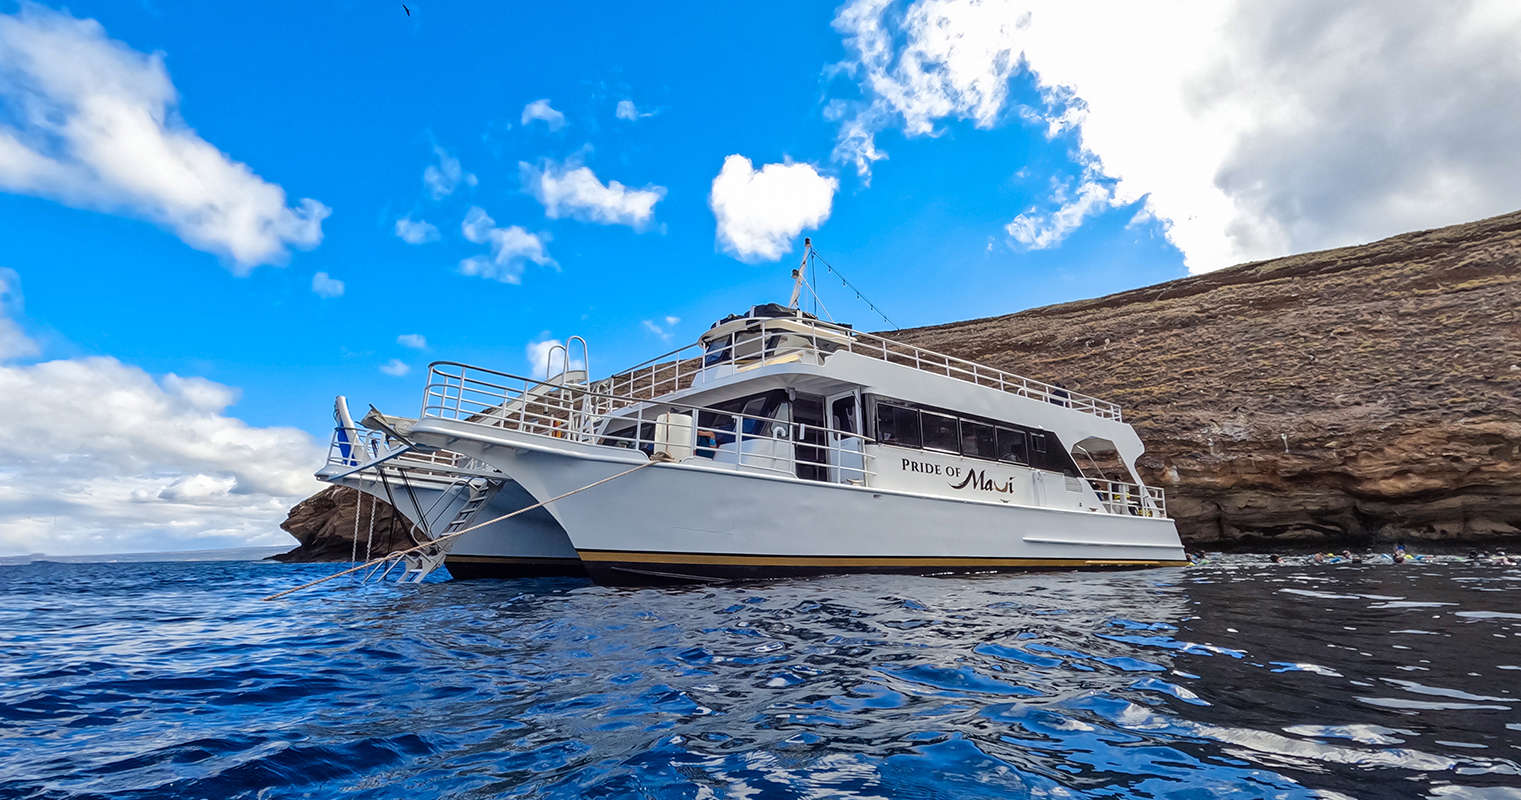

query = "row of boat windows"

[
  {"left": 598, "top": 388, "right": 1080, "bottom": 477},
  {"left": 863, "top": 396, "right": 1080, "bottom": 476}
]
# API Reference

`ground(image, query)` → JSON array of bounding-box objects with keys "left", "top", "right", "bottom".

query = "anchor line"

[
  {"left": 262, "top": 458, "right": 663, "bottom": 601},
  {"left": 349, "top": 488, "right": 361, "bottom": 564}
]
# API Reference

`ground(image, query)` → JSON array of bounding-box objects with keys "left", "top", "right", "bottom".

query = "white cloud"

[
  {"left": 0, "top": 6, "right": 329, "bottom": 271},
  {"left": 422, "top": 145, "right": 476, "bottom": 200},
  {"left": 1005, "top": 179, "right": 1114, "bottom": 250},
  {"left": 396, "top": 333, "right": 427, "bottom": 350},
  {"left": 831, "top": 0, "right": 1521, "bottom": 273},
  {"left": 394, "top": 216, "right": 439, "bottom": 244},
  {"left": 459, "top": 206, "right": 553, "bottom": 284},
  {"left": 709, "top": 155, "right": 838, "bottom": 262},
  {"left": 0, "top": 357, "right": 323, "bottom": 555},
  {"left": 615, "top": 99, "right": 655, "bottom": 121},
  {"left": 520, "top": 160, "right": 665, "bottom": 229},
  {"left": 311, "top": 271, "right": 344, "bottom": 298},
  {"left": 641, "top": 315, "right": 682, "bottom": 342},
  {"left": 830, "top": 0, "right": 1020, "bottom": 180},
  {"left": 521, "top": 98, "right": 566, "bottom": 130},
  {"left": 0, "top": 268, "right": 39, "bottom": 362},
  {"left": 379, "top": 358, "right": 409, "bottom": 377},
  {"left": 461, "top": 206, "right": 495, "bottom": 245},
  {"left": 526, "top": 333, "right": 585, "bottom": 379}
]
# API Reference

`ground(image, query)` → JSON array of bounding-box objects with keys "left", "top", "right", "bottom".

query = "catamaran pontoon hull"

[
  {"left": 410, "top": 418, "right": 1186, "bottom": 585},
  {"left": 316, "top": 465, "right": 583, "bottom": 578}
]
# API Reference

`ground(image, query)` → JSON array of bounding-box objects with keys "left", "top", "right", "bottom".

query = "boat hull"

[
  {"left": 410, "top": 420, "right": 1187, "bottom": 585},
  {"left": 317, "top": 467, "right": 584, "bottom": 578}
]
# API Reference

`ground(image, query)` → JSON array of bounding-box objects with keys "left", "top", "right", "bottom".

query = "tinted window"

[
  {"left": 961, "top": 420, "right": 996, "bottom": 460},
  {"left": 832, "top": 396, "right": 857, "bottom": 434},
  {"left": 703, "top": 335, "right": 731, "bottom": 366},
  {"left": 997, "top": 427, "right": 1028, "bottom": 464},
  {"left": 922, "top": 411, "right": 959, "bottom": 452},
  {"left": 1031, "top": 432, "right": 1048, "bottom": 454},
  {"left": 874, "top": 403, "right": 922, "bottom": 448}
]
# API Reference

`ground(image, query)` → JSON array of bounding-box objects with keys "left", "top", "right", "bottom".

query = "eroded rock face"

[
  {"left": 889, "top": 211, "right": 1521, "bottom": 546},
  {"left": 271, "top": 486, "right": 415, "bottom": 562},
  {"left": 276, "top": 211, "right": 1520, "bottom": 554}
]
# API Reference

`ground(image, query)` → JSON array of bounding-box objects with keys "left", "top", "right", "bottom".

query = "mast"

[{"left": 788, "top": 237, "right": 811, "bottom": 309}]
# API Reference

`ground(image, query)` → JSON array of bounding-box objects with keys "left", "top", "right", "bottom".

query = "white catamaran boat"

[{"left": 378, "top": 246, "right": 1185, "bottom": 584}]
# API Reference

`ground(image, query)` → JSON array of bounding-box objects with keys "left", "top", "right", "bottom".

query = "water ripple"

[{"left": 1, "top": 560, "right": 1518, "bottom": 799}]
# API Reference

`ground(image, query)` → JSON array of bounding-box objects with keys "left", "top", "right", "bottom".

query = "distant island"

[{"left": 278, "top": 210, "right": 1521, "bottom": 560}]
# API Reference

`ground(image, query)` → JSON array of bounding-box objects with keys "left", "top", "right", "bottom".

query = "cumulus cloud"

[
  {"left": 641, "top": 315, "right": 681, "bottom": 342},
  {"left": 831, "top": 0, "right": 1521, "bottom": 273},
  {"left": 459, "top": 206, "right": 553, "bottom": 284},
  {"left": 0, "top": 357, "right": 323, "bottom": 555},
  {"left": 520, "top": 160, "right": 665, "bottom": 229},
  {"left": 0, "top": 7, "right": 329, "bottom": 271},
  {"left": 310, "top": 271, "right": 344, "bottom": 298},
  {"left": 422, "top": 145, "right": 476, "bottom": 200},
  {"left": 829, "top": 0, "right": 1022, "bottom": 179},
  {"left": 394, "top": 216, "right": 439, "bottom": 244},
  {"left": 709, "top": 155, "right": 838, "bottom": 262},
  {"left": 0, "top": 268, "right": 39, "bottom": 362},
  {"left": 396, "top": 333, "right": 427, "bottom": 350},
  {"left": 379, "top": 358, "right": 409, "bottom": 377},
  {"left": 521, "top": 98, "right": 566, "bottom": 130},
  {"left": 1005, "top": 179, "right": 1115, "bottom": 250},
  {"left": 526, "top": 333, "right": 585, "bottom": 379}
]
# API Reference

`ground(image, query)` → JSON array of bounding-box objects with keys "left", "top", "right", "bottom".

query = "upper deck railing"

[
  {"left": 420, "top": 363, "right": 880, "bottom": 482},
  {"left": 595, "top": 315, "right": 1123, "bottom": 421}
]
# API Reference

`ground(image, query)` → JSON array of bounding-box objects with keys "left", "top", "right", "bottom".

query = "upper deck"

[{"left": 594, "top": 313, "right": 1123, "bottom": 422}]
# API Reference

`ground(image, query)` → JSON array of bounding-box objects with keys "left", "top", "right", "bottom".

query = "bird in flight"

[{"left": 402, "top": 3, "right": 411, "bottom": 15}]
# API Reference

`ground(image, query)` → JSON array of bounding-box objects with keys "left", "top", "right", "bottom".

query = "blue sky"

[
  {"left": 4, "top": 1, "right": 1519, "bottom": 553},
  {"left": 2, "top": 0, "right": 1181, "bottom": 440}
]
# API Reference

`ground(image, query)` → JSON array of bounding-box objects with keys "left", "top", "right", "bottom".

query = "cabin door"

[{"left": 825, "top": 390, "right": 867, "bottom": 485}]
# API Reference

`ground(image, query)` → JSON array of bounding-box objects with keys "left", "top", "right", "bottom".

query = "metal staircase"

[{"left": 398, "top": 478, "right": 500, "bottom": 583}]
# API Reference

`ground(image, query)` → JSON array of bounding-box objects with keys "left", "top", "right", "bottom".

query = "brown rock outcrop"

[
  {"left": 890, "top": 211, "right": 1520, "bottom": 546},
  {"left": 275, "top": 211, "right": 1520, "bottom": 555},
  {"left": 271, "top": 486, "right": 415, "bottom": 562}
]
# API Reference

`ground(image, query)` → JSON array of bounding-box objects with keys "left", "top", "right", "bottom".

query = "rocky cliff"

[
  {"left": 276, "top": 211, "right": 1520, "bottom": 557},
  {"left": 272, "top": 485, "right": 415, "bottom": 562},
  {"left": 890, "top": 211, "right": 1520, "bottom": 546}
]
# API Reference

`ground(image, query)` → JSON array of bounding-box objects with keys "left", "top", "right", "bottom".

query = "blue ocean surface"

[{"left": 1, "top": 559, "right": 1518, "bottom": 799}]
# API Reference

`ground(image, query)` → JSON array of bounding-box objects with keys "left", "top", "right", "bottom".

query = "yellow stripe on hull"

[{"left": 576, "top": 550, "right": 1186, "bottom": 569}]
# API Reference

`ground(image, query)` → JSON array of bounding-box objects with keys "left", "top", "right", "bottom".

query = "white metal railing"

[
  {"left": 591, "top": 315, "right": 1122, "bottom": 421},
  {"left": 422, "top": 363, "right": 877, "bottom": 482},
  {"left": 1086, "top": 478, "right": 1167, "bottom": 518},
  {"left": 419, "top": 363, "right": 1167, "bottom": 518},
  {"left": 325, "top": 426, "right": 488, "bottom": 478}
]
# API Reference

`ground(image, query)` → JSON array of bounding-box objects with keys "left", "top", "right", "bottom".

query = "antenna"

[{"left": 788, "top": 237, "right": 811, "bottom": 309}]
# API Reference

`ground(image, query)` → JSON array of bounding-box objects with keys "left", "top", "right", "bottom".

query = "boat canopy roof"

[{"left": 700, "top": 304, "right": 853, "bottom": 345}]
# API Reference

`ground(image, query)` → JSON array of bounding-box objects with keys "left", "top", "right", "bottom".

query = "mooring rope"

[
  {"left": 349, "top": 488, "right": 360, "bottom": 563},
  {"left": 363, "top": 492, "right": 375, "bottom": 562},
  {"left": 365, "top": 490, "right": 377, "bottom": 562},
  {"left": 263, "top": 457, "right": 663, "bottom": 601}
]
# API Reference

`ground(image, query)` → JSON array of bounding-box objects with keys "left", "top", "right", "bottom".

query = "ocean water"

[{"left": 2, "top": 560, "right": 1518, "bottom": 799}]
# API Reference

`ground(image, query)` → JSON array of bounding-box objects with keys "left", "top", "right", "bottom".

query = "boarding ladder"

[{"left": 398, "top": 477, "right": 499, "bottom": 583}]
